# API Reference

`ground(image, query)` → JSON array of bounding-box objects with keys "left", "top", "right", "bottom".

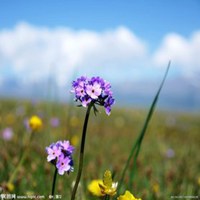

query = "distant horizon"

[{"left": 1, "top": 75, "right": 199, "bottom": 113}]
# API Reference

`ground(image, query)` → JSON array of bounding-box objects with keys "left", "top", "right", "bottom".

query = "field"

[{"left": 0, "top": 98, "right": 200, "bottom": 200}]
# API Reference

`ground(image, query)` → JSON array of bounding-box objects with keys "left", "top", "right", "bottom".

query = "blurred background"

[{"left": 0, "top": 0, "right": 200, "bottom": 111}]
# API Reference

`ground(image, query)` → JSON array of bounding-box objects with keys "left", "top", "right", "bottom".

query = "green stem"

[
  {"left": 104, "top": 195, "right": 110, "bottom": 200},
  {"left": 71, "top": 103, "right": 93, "bottom": 200},
  {"left": 51, "top": 167, "right": 58, "bottom": 198}
]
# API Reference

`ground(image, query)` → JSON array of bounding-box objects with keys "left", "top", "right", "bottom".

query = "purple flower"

[
  {"left": 1, "top": 128, "right": 13, "bottom": 141},
  {"left": 86, "top": 83, "right": 102, "bottom": 99},
  {"left": 46, "top": 143, "right": 62, "bottom": 162},
  {"left": 46, "top": 140, "right": 74, "bottom": 175},
  {"left": 81, "top": 95, "right": 92, "bottom": 107},
  {"left": 104, "top": 96, "right": 115, "bottom": 116},
  {"left": 50, "top": 117, "right": 60, "bottom": 128},
  {"left": 60, "top": 140, "right": 75, "bottom": 153},
  {"left": 166, "top": 148, "right": 175, "bottom": 158},
  {"left": 56, "top": 155, "right": 72, "bottom": 175},
  {"left": 24, "top": 118, "right": 31, "bottom": 131},
  {"left": 75, "top": 86, "right": 86, "bottom": 98},
  {"left": 71, "top": 76, "right": 115, "bottom": 115}
]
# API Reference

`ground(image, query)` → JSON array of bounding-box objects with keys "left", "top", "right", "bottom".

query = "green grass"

[{"left": 0, "top": 98, "right": 200, "bottom": 199}]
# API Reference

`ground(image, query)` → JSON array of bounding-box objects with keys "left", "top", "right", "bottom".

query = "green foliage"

[{"left": 0, "top": 98, "right": 200, "bottom": 199}]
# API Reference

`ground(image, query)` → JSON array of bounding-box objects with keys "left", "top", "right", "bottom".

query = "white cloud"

[
  {"left": 153, "top": 31, "right": 200, "bottom": 77},
  {"left": 0, "top": 22, "right": 147, "bottom": 86},
  {"left": 1, "top": 22, "right": 200, "bottom": 89}
]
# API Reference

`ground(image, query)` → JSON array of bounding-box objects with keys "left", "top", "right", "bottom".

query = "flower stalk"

[
  {"left": 51, "top": 167, "right": 58, "bottom": 198},
  {"left": 71, "top": 103, "right": 93, "bottom": 200},
  {"left": 104, "top": 194, "right": 110, "bottom": 200}
]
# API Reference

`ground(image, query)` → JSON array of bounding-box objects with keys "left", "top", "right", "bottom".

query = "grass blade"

[{"left": 117, "top": 61, "right": 171, "bottom": 196}]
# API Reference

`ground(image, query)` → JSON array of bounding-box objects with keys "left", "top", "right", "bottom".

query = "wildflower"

[
  {"left": 117, "top": 190, "right": 142, "bottom": 200},
  {"left": 60, "top": 140, "right": 74, "bottom": 153},
  {"left": 71, "top": 76, "right": 115, "bottom": 115},
  {"left": 6, "top": 182, "right": 15, "bottom": 192},
  {"left": 46, "top": 140, "right": 74, "bottom": 175},
  {"left": 166, "top": 148, "right": 175, "bottom": 158},
  {"left": 88, "top": 170, "right": 118, "bottom": 197},
  {"left": 99, "top": 170, "right": 118, "bottom": 196},
  {"left": 104, "top": 96, "right": 115, "bottom": 116},
  {"left": 29, "top": 115, "right": 42, "bottom": 131},
  {"left": 56, "top": 155, "right": 71, "bottom": 175},
  {"left": 198, "top": 177, "right": 200, "bottom": 186},
  {"left": 152, "top": 183, "right": 160, "bottom": 195},
  {"left": 50, "top": 117, "right": 60, "bottom": 127},
  {"left": 46, "top": 143, "right": 62, "bottom": 162},
  {"left": 88, "top": 180, "right": 104, "bottom": 197},
  {"left": 1, "top": 128, "right": 13, "bottom": 141},
  {"left": 86, "top": 82, "right": 102, "bottom": 99},
  {"left": 70, "top": 135, "right": 79, "bottom": 146}
]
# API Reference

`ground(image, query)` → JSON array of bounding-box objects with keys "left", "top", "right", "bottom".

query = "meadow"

[{"left": 0, "top": 97, "right": 200, "bottom": 200}]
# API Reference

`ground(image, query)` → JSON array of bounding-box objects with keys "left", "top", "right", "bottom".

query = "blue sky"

[
  {"left": 1, "top": 0, "right": 200, "bottom": 47},
  {"left": 0, "top": 0, "right": 200, "bottom": 109}
]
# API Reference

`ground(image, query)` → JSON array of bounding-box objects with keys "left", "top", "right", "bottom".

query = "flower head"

[
  {"left": 6, "top": 182, "right": 15, "bottom": 192},
  {"left": 166, "top": 148, "right": 175, "bottom": 158},
  {"left": 46, "top": 140, "right": 74, "bottom": 175},
  {"left": 88, "top": 179, "right": 104, "bottom": 197},
  {"left": 29, "top": 115, "right": 42, "bottom": 131},
  {"left": 117, "top": 191, "right": 142, "bottom": 200},
  {"left": 88, "top": 170, "right": 117, "bottom": 197},
  {"left": 99, "top": 170, "right": 118, "bottom": 196},
  {"left": 56, "top": 155, "right": 71, "bottom": 175},
  {"left": 46, "top": 143, "right": 62, "bottom": 162},
  {"left": 71, "top": 76, "right": 115, "bottom": 115},
  {"left": 1, "top": 128, "right": 13, "bottom": 141},
  {"left": 50, "top": 117, "right": 60, "bottom": 127}
]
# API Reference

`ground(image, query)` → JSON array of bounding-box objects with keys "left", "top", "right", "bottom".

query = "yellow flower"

[
  {"left": 99, "top": 170, "right": 118, "bottom": 196},
  {"left": 88, "top": 170, "right": 118, "bottom": 197},
  {"left": 88, "top": 179, "right": 104, "bottom": 196},
  {"left": 6, "top": 182, "right": 15, "bottom": 192},
  {"left": 70, "top": 135, "right": 79, "bottom": 146},
  {"left": 117, "top": 190, "right": 142, "bottom": 200},
  {"left": 29, "top": 115, "right": 42, "bottom": 131},
  {"left": 197, "top": 177, "right": 200, "bottom": 186},
  {"left": 152, "top": 183, "right": 160, "bottom": 194}
]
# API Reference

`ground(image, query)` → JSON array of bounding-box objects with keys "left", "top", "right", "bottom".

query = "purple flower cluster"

[
  {"left": 46, "top": 140, "right": 74, "bottom": 175},
  {"left": 71, "top": 76, "right": 115, "bottom": 115}
]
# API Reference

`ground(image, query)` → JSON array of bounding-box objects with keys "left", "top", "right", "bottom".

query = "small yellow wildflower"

[
  {"left": 29, "top": 115, "right": 42, "bottom": 131},
  {"left": 70, "top": 135, "right": 79, "bottom": 146},
  {"left": 99, "top": 170, "right": 118, "bottom": 196},
  {"left": 6, "top": 182, "right": 15, "bottom": 192},
  {"left": 88, "top": 170, "right": 118, "bottom": 197},
  {"left": 117, "top": 190, "right": 142, "bottom": 200},
  {"left": 88, "top": 179, "right": 104, "bottom": 196},
  {"left": 197, "top": 177, "right": 200, "bottom": 186},
  {"left": 152, "top": 183, "right": 160, "bottom": 194}
]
